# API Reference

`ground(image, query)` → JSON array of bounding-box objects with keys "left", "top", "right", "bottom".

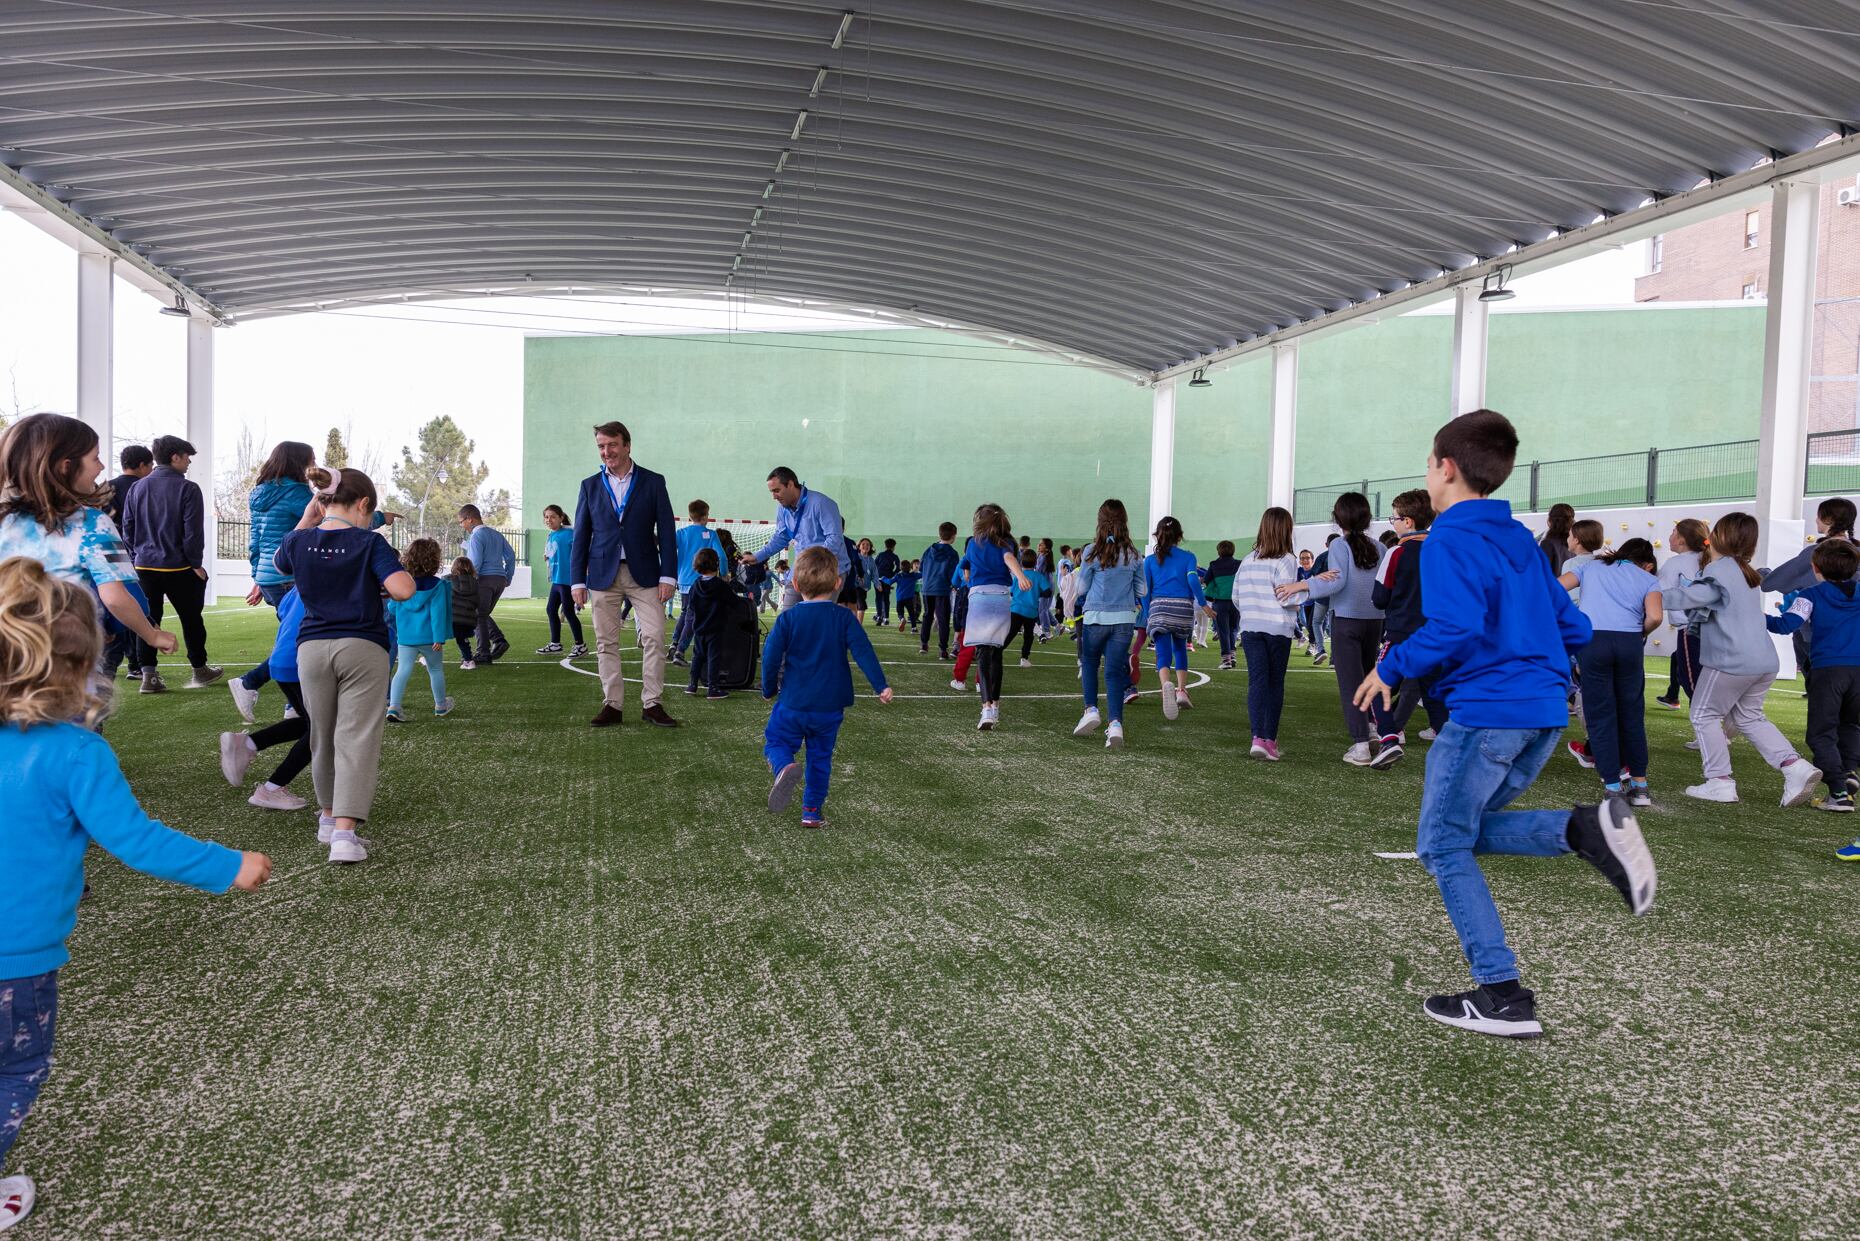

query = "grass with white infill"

[{"left": 19, "top": 600, "right": 1860, "bottom": 1239}]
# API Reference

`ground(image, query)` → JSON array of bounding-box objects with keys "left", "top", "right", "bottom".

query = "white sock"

[
  {"left": 262, "top": 781, "right": 282, "bottom": 792},
  {"left": 243, "top": 736, "right": 257, "bottom": 753},
  {"left": 332, "top": 828, "right": 356, "bottom": 841}
]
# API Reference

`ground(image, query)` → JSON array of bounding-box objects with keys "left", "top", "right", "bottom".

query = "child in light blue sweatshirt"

[
  {"left": 385, "top": 538, "right": 455, "bottom": 721},
  {"left": 0, "top": 557, "right": 269, "bottom": 1232}
]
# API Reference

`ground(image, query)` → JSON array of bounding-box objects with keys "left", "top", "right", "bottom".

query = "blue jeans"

[
  {"left": 239, "top": 581, "right": 292, "bottom": 691},
  {"left": 764, "top": 704, "right": 843, "bottom": 811},
  {"left": 1577, "top": 630, "right": 1649, "bottom": 783},
  {"left": 0, "top": 971, "right": 57, "bottom": 1170},
  {"left": 672, "top": 589, "right": 695, "bottom": 656},
  {"left": 1416, "top": 723, "right": 1573, "bottom": 985},
  {"left": 1239, "top": 630, "right": 1291, "bottom": 740},
  {"left": 389, "top": 644, "right": 446, "bottom": 710},
  {"left": 1079, "top": 622, "right": 1134, "bottom": 723},
  {"left": 1212, "top": 600, "right": 1239, "bottom": 659}
]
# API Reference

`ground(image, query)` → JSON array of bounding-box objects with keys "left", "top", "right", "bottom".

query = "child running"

[
  {"left": 960, "top": 504, "right": 1034, "bottom": 731},
  {"left": 386, "top": 537, "right": 455, "bottom": 721},
  {"left": 536, "top": 504, "right": 586, "bottom": 656},
  {"left": 0, "top": 557, "right": 270, "bottom": 1233},
  {"left": 1203, "top": 539, "right": 1242, "bottom": 670},
  {"left": 1231, "top": 507, "right": 1301, "bottom": 760},
  {"left": 888, "top": 559, "right": 921, "bottom": 633},
  {"left": 1354, "top": 410, "right": 1655, "bottom": 1040},
  {"left": 1071, "top": 498, "right": 1146, "bottom": 748},
  {"left": 1144, "top": 516, "right": 1212, "bottom": 720},
  {"left": 1280, "top": 493, "right": 1385, "bottom": 764},
  {"left": 1665, "top": 512, "right": 1822, "bottom": 807},
  {"left": 761, "top": 546, "right": 892, "bottom": 828},
  {"left": 1654, "top": 518, "right": 1709, "bottom": 709},
  {"left": 450, "top": 556, "right": 480, "bottom": 667},
  {"left": 1368, "top": 489, "right": 1446, "bottom": 768},
  {"left": 274, "top": 469, "right": 416, "bottom": 863},
  {"left": 1560, "top": 539, "right": 1662, "bottom": 805},
  {"left": 1768, "top": 538, "right": 1860, "bottom": 830},
  {"left": 219, "top": 586, "right": 315, "bottom": 810},
  {"left": 1008, "top": 547, "right": 1046, "bottom": 667}
]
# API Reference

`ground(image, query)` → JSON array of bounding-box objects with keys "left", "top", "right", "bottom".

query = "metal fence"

[
  {"left": 1293, "top": 438, "right": 1762, "bottom": 521},
  {"left": 1806, "top": 430, "right": 1860, "bottom": 496},
  {"left": 216, "top": 518, "right": 529, "bottom": 565}
]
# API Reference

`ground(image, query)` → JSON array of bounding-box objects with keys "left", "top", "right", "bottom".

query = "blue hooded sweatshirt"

[{"left": 1378, "top": 498, "right": 1592, "bottom": 729}]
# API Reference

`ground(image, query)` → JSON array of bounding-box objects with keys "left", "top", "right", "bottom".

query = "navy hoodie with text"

[{"left": 1378, "top": 498, "right": 1592, "bottom": 729}]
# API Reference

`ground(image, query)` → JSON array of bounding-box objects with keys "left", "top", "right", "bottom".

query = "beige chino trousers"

[{"left": 591, "top": 562, "right": 666, "bottom": 711}]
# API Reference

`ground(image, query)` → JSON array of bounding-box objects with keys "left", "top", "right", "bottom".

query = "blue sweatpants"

[{"left": 763, "top": 704, "right": 844, "bottom": 811}]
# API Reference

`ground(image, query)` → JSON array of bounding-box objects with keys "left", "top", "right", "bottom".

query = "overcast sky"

[{"left": 0, "top": 208, "right": 1642, "bottom": 514}]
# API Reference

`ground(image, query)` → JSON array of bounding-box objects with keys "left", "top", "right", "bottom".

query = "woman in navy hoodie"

[{"left": 229, "top": 441, "right": 316, "bottom": 720}]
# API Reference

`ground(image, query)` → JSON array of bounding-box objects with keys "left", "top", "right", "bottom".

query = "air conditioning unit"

[{"left": 1840, "top": 185, "right": 1860, "bottom": 207}]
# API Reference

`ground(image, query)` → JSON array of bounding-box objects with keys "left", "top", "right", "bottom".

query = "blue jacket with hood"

[
  {"left": 1378, "top": 498, "right": 1592, "bottom": 729},
  {"left": 248, "top": 478, "right": 313, "bottom": 587}
]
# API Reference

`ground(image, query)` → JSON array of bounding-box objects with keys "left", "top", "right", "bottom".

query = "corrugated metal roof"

[{"left": 3, "top": 0, "right": 1858, "bottom": 374}]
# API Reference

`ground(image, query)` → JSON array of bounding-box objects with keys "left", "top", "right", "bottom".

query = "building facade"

[{"left": 1636, "top": 176, "right": 1860, "bottom": 432}]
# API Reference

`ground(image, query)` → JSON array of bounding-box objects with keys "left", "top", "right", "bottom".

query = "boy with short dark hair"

[
  {"left": 672, "top": 499, "right": 723, "bottom": 666},
  {"left": 918, "top": 521, "right": 961, "bottom": 658},
  {"left": 761, "top": 547, "right": 893, "bottom": 829},
  {"left": 1368, "top": 488, "right": 1443, "bottom": 766},
  {"left": 1355, "top": 409, "right": 1657, "bottom": 1039},
  {"left": 683, "top": 547, "right": 734, "bottom": 700},
  {"left": 1769, "top": 538, "right": 1860, "bottom": 827}
]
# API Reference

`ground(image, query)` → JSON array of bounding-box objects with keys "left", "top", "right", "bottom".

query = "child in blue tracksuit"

[
  {"left": 1359, "top": 410, "right": 1657, "bottom": 1040},
  {"left": 1007, "top": 548, "right": 1048, "bottom": 665},
  {"left": 1768, "top": 537, "right": 1860, "bottom": 832},
  {"left": 385, "top": 538, "right": 454, "bottom": 720},
  {"left": 760, "top": 546, "right": 892, "bottom": 829},
  {"left": 0, "top": 557, "right": 269, "bottom": 1232},
  {"left": 888, "top": 561, "right": 921, "bottom": 632}
]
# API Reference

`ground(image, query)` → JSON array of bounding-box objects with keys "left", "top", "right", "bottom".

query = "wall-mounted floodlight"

[
  {"left": 159, "top": 294, "right": 190, "bottom": 318},
  {"left": 1478, "top": 264, "right": 1517, "bottom": 302},
  {"left": 1188, "top": 367, "right": 1212, "bottom": 388}
]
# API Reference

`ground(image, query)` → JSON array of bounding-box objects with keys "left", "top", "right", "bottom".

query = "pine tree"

[
  {"left": 391, "top": 416, "right": 504, "bottom": 537},
  {"left": 324, "top": 426, "right": 349, "bottom": 470}
]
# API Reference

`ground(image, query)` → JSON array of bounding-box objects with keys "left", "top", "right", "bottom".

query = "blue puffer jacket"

[{"left": 249, "top": 479, "right": 312, "bottom": 586}]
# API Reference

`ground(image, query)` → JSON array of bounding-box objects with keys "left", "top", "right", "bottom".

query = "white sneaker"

[
  {"left": 1073, "top": 707, "right": 1102, "bottom": 736},
  {"left": 328, "top": 832, "right": 368, "bottom": 864},
  {"left": 1018, "top": 658, "right": 1033, "bottom": 668},
  {"left": 248, "top": 783, "right": 307, "bottom": 811},
  {"left": 229, "top": 678, "right": 259, "bottom": 724},
  {"left": 950, "top": 678, "right": 966, "bottom": 691},
  {"left": 281, "top": 703, "right": 299, "bottom": 720},
  {"left": 1685, "top": 777, "right": 1739, "bottom": 803},
  {"left": 1343, "top": 742, "right": 1376, "bottom": 766},
  {"left": 1105, "top": 721, "right": 1125, "bottom": 749},
  {"left": 218, "top": 731, "right": 255, "bottom": 786},
  {"left": 1161, "top": 681, "right": 1180, "bottom": 720},
  {"left": 977, "top": 706, "right": 995, "bottom": 731},
  {"left": 1684, "top": 738, "right": 1701, "bottom": 751},
  {"left": 1781, "top": 759, "right": 1823, "bottom": 808},
  {"left": 1419, "top": 728, "right": 1438, "bottom": 742},
  {"left": 0, "top": 1174, "right": 35, "bottom": 1234}
]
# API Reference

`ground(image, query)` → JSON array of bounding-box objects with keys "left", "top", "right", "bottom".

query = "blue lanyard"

[{"left": 604, "top": 468, "right": 634, "bottom": 525}]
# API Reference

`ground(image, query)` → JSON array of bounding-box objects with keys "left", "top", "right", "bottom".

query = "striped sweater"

[{"left": 1232, "top": 552, "right": 1302, "bottom": 636}]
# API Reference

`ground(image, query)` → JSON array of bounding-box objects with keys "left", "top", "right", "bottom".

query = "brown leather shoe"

[
  {"left": 641, "top": 703, "right": 680, "bottom": 728},
  {"left": 590, "top": 704, "right": 624, "bottom": 728}
]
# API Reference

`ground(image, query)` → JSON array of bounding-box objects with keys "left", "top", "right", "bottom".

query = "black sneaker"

[
  {"left": 1567, "top": 796, "right": 1657, "bottom": 915},
  {"left": 670, "top": 653, "right": 690, "bottom": 668},
  {"left": 489, "top": 639, "right": 510, "bottom": 662},
  {"left": 1422, "top": 986, "right": 1543, "bottom": 1039},
  {"left": 571, "top": 643, "right": 588, "bottom": 657},
  {"left": 536, "top": 642, "right": 564, "bottom": 654},
  {"left": 1369, "top": 737, "right": 1404, "bottom": 770},
  {"left": 683, "top": 685, "right": 699, "bottom": 696}
]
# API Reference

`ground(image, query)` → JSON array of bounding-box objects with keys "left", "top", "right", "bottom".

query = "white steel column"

[
  {"left": 1449, "top": 282, "right": 1490, "bottom": 415},
  {"left": 1756, "top": 178, "right": 1819, "bottom": 572},
  {"left": 76, "top": 251, "right": 115, "bottom": 448},
  {"left": 1147, "top": 377, "right": 1177, "bottom": 540},
  {"left": 1267, "top": 343, "right": 1299, "bottom": 511},
  {"left": 186, "top": 318, "right": 217, "bottom": 596}
]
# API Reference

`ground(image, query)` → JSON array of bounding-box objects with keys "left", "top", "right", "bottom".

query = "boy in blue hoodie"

[
  {"left": 761, "top": 547, "right": 893, "bottom": 829},
  {"left": 1767, "top": 538, "right": 1860, "bottom": 831},
  {"left": 1354, "top": 410, "right": 1657, "bottom": 1039}
]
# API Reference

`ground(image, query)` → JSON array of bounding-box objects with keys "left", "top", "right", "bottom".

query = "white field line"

[{"left": 555, "top": 653, "right": 1213, "bottom": 701}]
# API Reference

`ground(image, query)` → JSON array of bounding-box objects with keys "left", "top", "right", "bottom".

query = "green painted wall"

[{"left": 523, "top": 309, "right": 1766, "bottom": 560}]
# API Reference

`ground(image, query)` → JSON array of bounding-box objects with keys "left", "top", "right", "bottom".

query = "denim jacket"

[{"left": 1074, "top": 545, "right": 1147, "bottom": 625}]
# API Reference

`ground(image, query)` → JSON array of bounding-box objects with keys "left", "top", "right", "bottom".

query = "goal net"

[{"left": 677, "top": 517, "right": 783, "bottom": 564}]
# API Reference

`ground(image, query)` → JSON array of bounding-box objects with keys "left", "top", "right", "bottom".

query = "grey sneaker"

[
  {"left": 140, "top": 669, "right": 167, "bottom": 694},
  {"left": 187, "top": 665, "right": 224, "bottom": 689}
]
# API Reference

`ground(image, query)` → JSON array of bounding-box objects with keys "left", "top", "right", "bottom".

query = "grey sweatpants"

[
  {"left": 299, "top": 637, "right": 392, "bottom": 822},
  {"left": 1690, "top": 666, "right": 1799, "bottom": 781}
]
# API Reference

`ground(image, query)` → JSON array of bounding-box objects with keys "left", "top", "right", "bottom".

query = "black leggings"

[
  {"left": 1007, "top": 613, "right": 1037, "bottom": 660},
  {"left": 977, "top": 645, "right": 1004, "bottom": 702},
  {"left": 546, "top": 584, "right": 584, "bottom": 644},
  {"left": 251, "top": 679, "right": 310, "bottom": 788},
  {"left": 1329, "top": 615, "right": 1384, "bottom": 743}
]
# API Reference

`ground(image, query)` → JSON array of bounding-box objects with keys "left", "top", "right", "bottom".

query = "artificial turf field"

[{"left": 19, "top": 597, "right": 1860, "bottom": 1240}]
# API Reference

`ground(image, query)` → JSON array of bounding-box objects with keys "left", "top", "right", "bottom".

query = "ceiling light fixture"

[
  {"left": 159, "top": 293, "right": 190, "bottom": 318},
  {"left": 1188, "top": 367, "right": 1212, "bottom": 388},
  {"left": 1478, "top": 263, "right": 1517, "bottom": 303}
]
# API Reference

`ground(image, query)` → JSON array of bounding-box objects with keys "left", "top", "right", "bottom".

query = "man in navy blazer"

[{"left": 571, "top": 420, "right": 680, "bottom": 728}]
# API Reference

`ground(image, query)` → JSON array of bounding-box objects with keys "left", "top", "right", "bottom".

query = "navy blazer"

[{"left": 572, "top": 463, "right": 678, "bottom": 592}]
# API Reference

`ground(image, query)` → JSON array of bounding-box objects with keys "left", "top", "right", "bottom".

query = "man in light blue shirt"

[
  {"left": 671, "top": 499, "right": 725, "bottom": 664},
  {"left": 459, "top": 504, "right": 516, "bottom": 665},
  {"left": 743, "top": 466, "right": 847, "bottom": 608}
]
